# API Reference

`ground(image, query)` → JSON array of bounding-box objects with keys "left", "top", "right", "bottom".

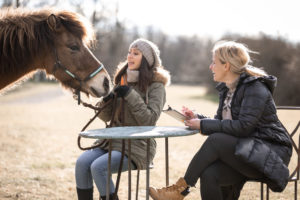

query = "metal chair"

[{"left": 260, "top": 106, "right": 300, "bottom": 200}]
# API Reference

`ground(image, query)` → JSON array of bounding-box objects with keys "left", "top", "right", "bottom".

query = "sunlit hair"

[{"left": 213, "top": 41, "right": 267, "bottom": 77}]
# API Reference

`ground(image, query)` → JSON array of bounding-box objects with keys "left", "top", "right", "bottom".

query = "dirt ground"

[{"left": 0, "top": 83, "right": 299, "bottom": 200}]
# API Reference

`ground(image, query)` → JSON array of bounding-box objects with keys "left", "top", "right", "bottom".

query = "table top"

[{"left": 79, "top": 126, "right": 199, "bottom": 139}]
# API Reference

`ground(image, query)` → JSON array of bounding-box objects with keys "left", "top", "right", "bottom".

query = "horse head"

[
  {"left": 44, "top": 12, "right": 111, "bottom": 97},
  {"left": 0, "top": 8, "right": 111, "bottom": 97}
]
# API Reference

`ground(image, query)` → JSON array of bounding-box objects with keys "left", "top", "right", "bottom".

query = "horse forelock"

[
  {"left": 57, "top": 10, "right": 96, "bottom": 47},
  {"left": 0, "top": 7, "right": 95, "bottom": 76}
]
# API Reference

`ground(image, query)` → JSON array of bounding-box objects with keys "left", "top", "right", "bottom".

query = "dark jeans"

[{"left": 184, "top": 133, "right": 263, "bottom": 200}]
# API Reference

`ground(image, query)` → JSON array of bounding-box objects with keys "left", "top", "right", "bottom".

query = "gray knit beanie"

[{"left": 129, "top": 38, "right": 162, "bottom": 68}]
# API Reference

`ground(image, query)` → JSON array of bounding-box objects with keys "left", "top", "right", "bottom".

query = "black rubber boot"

[
  {"left": 100, "top": 194, "right": 119, "bottom": 200},
  {"left": 76, "top": 187, "right": 93, "bottom": 200}
]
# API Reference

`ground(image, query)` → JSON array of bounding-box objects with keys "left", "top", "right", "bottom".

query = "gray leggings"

[
  {"left": 184, "top": 133, "right": 263, "bottom": 200},
  {"left": 75, "top": 148, "right": 136, "bottom": 196}
]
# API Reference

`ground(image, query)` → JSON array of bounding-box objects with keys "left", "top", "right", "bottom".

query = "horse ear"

[{"left": 47, "top": 14, "right": 62, "bottom": 31}]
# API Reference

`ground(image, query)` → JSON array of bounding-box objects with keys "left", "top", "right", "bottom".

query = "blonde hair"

[{"left": 213, "top": 41, "right": 267, "bottom": 77}]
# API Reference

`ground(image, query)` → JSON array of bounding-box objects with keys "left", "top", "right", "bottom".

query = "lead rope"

[
  {"left": 79, "top": 94, "right": 125, "bottom": 200},
  {"left": 77, "top": 81, "right": 121, "bottom": 150},
  {"left": 77, "top": 97, "right": 115, "bottom": 150},
  {"left": 76, "top": 92, "right": 124, "bottom": 200},
  {"left": 112, "top": 97, "right": 126, "bottom": 200},
  {"left": 112, "top": 76, "right": 127, "bottom": 200}
]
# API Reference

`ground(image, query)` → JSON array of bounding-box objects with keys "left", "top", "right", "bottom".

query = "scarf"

[
  {"left": 222, "top": 77, "right": 240, "bottom": 120},
  {"left": 126, "top": 68, "right": 139, "bottom": 83}
]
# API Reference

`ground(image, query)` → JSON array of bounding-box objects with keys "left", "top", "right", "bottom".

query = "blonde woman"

[{"left": 149, "top": 41, "right": 292, "bottom": 200}]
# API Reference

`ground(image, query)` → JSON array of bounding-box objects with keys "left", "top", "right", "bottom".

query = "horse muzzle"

[{"left": 87, "top": 76, "right": 112, "bottom": 97}]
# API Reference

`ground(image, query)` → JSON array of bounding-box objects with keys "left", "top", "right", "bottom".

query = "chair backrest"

[
  {"left": 287, "top": 121, "right": 300, "bottom": 181},
  {"left": 276, "top": 106, "right": 300, "bottom": 181}
]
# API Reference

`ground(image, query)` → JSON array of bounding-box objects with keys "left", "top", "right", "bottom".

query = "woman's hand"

[
  {"left": 102, "top": 92, "right": 115, "bottom": 102},
  {"left": 184, "top": 118, "right": 201, "bottom": 130},
  {"left": 182, "top": 106, "right": 196, "bottom": 120},
  {"left": 114, "top": 85, "right": 130, "bottom": 97}
]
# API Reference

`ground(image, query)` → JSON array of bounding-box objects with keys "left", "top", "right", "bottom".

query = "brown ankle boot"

[{"left": 149, "top": 177, "right": 189, "bottom": 200}]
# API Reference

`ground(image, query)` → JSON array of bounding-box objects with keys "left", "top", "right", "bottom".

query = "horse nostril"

[
  {"left": 90, "top": 87, "right": 100, "bottom": 97},
  {"left": 103, "top": 77, "right": 110, "bottom": 93}
]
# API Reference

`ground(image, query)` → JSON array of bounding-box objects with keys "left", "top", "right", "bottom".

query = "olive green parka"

[{"left": 96, "top": 67, "right": 170, "bottom": 169}]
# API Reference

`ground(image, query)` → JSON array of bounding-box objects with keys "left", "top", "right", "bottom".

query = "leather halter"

[{"left": 52, "top": 48, "right": 104, "bottom": 104}]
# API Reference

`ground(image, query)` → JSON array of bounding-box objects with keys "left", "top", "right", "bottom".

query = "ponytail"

[{"left": 245, "top": 65, "right": 267, "bottom": 77}]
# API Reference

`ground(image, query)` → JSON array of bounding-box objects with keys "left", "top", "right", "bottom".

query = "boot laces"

[{"left": 159, "top": 183, "right": 182, "bottom": 192}]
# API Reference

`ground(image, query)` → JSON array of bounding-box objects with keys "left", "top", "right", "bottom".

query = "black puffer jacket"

[{"left": 200, "top": 73, "right": 292, "bottom": 192}]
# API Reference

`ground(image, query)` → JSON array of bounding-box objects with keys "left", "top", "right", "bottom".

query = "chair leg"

[
  {"left": 295, "top": 181, "right": 297, "bottom": 200},
  {"left": 260, "top": 182, "right": 264, "bottom": 200},
  {"left": 136, "top": 169, "right": 140, "bottom": 200},
  {"left": 266, "top": 186, "right": 269, "bottom": 200}
]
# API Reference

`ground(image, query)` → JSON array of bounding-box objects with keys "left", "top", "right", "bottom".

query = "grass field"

[{"left": 0, "top": 82, "right": 299, "bottom": 200}]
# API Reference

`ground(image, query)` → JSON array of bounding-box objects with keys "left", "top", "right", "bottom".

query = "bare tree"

[{"left": 1, "top": 0, "right": 13, "bottom": 7}]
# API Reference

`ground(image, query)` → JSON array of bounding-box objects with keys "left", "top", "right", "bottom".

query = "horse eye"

[{"left": 69, "top": 45, "right": 80, "bottom": 51}]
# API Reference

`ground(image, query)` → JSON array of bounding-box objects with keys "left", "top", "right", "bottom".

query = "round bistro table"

[{"left": 80, "top": 126, "right": 199, "bottom": 200}]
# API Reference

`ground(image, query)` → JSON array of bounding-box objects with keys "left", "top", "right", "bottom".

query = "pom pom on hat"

[{"left": 129, "top": 38, "right": 162, "bottom": 68}]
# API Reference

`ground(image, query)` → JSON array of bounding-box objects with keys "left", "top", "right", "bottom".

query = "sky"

[
  {"left": 2, "top": 0, "right": 300, "bottom": 43},
  {"left": 116, "top": 0, "right": 300, "bottom": 43}
]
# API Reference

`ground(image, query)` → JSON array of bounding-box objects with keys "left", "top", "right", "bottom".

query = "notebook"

[{"left": 163, "top": 105, "right": 187, "bottom": 123}]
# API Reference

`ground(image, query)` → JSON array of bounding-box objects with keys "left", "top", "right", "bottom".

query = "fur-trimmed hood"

[{"left": 152, "top": 67, "right": 171, "bottom": 86}]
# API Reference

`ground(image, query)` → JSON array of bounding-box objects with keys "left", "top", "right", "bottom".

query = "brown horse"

[{"left": 0, "top": 7, "right": 111, "bottom": 97}]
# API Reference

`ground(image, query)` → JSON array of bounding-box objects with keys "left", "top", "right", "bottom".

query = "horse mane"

[{"left": 0, "top": 7, "right": 95, "bottom": 76}]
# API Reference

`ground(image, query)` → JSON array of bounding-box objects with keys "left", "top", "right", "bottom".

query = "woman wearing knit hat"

[
  {"left": 75, "top": 38, "right": 170, "bottom": 200},
  {"left": 149, "top": 41, "right": 292, "bottom": 200}
]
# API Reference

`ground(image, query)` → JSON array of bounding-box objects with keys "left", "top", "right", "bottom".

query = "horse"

[{"left": 0, "top": 7, "right": 111, "bottom": 98}]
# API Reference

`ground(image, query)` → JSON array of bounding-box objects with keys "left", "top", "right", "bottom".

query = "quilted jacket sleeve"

[
  {"left": 201, "top": 81, "right": 270, "bottom": 137},
  {"left": 124, "top": 82, "right": 166, "bottom": 126},
  {"left": 235, "top": 138, "right": 289, "bottom": 192}
]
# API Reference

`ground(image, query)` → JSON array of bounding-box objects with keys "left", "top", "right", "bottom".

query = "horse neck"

[{"left": 0, "top": 61, "right": 41, "bottom": 91}]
